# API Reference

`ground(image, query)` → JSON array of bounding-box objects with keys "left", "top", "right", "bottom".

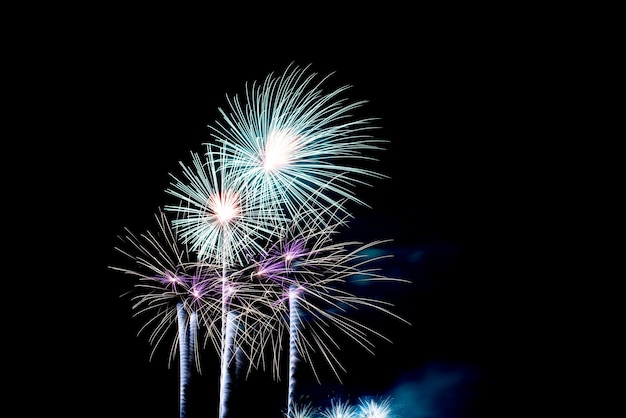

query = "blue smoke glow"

[{"left": 386, "top": 362, "right": 483, "bottom": 418}]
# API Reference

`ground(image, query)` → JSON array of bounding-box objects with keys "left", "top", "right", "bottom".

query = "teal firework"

[
  {"left": 210, "top": 62, "right": 388, "bottom": 222},
  {"left": 164, "top": 143, "right": 286, "bottom": 266}
]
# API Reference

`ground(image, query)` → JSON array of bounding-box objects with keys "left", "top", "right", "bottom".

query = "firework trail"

[
  {"left": 288, "top": 284, "right": 300, "bottom": 417},
  {"left": 177, "top": 302, "right": 197, "bottom": 418},
  {"left": 177, "top": 303, "right": 188, "bottom": 417}
]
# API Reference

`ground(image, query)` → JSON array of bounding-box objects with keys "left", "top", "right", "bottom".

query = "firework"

[
  {"left": 249, "top": 207, "right": 410, "bottom": 418},
  {"left": 177, "top": 302, "right": 196, "bottom": 418},
  {"left": 110, "top": 208, "right": 278, "bottom": 417},
  {"left": 320, "top": 398, "right": 358, "bottom": 418},
  {"left": 110, "top": 208, "right": 215, "bottom": 417},
  {"left": 356, "top": 397, "right": 395, "bottom": 418},
  {"left": 210, "top": 62, "right": 388, "bottom": 223},
  {"left": 284, "top": 401, "right": 318, "bottom": 418},
  {"left": 113, "top": 63, "right": 409, "bottom": 417},
  {"left": 198, "top": 64, "right": 405, "bottom": 416},
  {"left": 164, "top": 143, "right": 285, "bottom": 266},
  {"left": 165, "top": 143, "right": 290, "bottom": 417}
]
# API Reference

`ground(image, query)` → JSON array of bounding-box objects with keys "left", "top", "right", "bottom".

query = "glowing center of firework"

[
  {"left": 157, "top": 272, "right": 184, "bottom": 289},
  {"left": 263, "top": 129, "right": 301, "bottom": 172},
  {"left": 284, "top": 240, "right": 306, "bottom": 267},
  {"left": 207, "top": 190, "right": 241, "bottom": 224},
  {"left": 285, "top": 247, "right": 305, "bottom": 261}
]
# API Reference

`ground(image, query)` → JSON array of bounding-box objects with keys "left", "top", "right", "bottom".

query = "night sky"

[{"left": 27, "top": 11, "right": 556, "bottom": 418}]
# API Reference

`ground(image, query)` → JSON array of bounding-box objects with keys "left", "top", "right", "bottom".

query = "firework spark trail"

[
  {"left": 287, "top": 284, "right": 300, "bottom": 418},
  {"left": 189, "top": 309, "right": 197, "bottom": 379},
  {"left": 177, "top": 303, "right": 191, "bottom": 418},
  {"left": 218, "top": 311, "right": 237, "bottom": 418},
  {"left": 219, "top": 229, "right": 230, "bottom": 418}
]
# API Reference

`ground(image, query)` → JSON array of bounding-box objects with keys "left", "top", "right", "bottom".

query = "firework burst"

[
  {"left": 110, "top": 208, "right": 218, "bottom": 417},
  {"left": 248, "top": 206, "right": 410, "bottom": 417},
  {"left": 284, "top": 401, "right": 318, "bottom": 418},
  {"left": 110, "top": 208, "right": 282, "bottom": 417},
  {"left": 210, "top": 62, "right": 388, "bottom": 222},
  {"left": 356, "top": 396, "right": 396, "bottom": 418},
  {"left": 320, "top": 398, "right": 358, "bottom": 418},
  {"left": 164, "top": 143, "right": 285, "bottom": 266},
  {"left": 110, "top": 209, "right": 212, "bottom": 366}
]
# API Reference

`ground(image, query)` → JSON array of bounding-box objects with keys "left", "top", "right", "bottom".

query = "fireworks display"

[
  {"left": 110, "top": 64, "right": 411, "bottom": 417},
  {"left": 211, "top": 63, "right": 388, "bottom": 222},
  {"left": 41, "top": 13, "right": 539, "bottom": 418}
]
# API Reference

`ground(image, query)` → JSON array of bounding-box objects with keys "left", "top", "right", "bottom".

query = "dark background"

[{"left": 19, "top": 7, "right": 572, "bottom": 418}]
